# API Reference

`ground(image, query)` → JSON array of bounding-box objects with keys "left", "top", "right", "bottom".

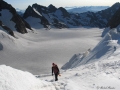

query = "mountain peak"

[
  {"left": 58, "top": 7, "right": 70, "bottom": 17},
  {"left": 111, "top": 2, "right": 120, "bottom": 7},
  {"left": 26, "top": 5, "right": 32, "bottom": 10},
  {"left": 48, "top": 4, "right": 57, "bottom": 12},
  {"left": 48, "top": 4, "right": 54, "bottom": 7},
  {"left": 107, "top": 7, "right": 120, "bottom": 28},
  {"left": 32, "top": 3, "right": 45, "bottom": 8}
]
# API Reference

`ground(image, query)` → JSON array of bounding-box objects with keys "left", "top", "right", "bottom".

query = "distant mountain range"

[
  {"left": 16, "top": 6, "right": 110, "bottom": 15},
  {"left": 0, "top": 0, "right": 120, "bottom": 37},
  {"left": 66, "top": 6, "right": 109, "bottom": 13},
  {"left": 65, "top": 6, "right": 78, "bottom": 10},
  {"left": 16, "top": 8, "right": 25, "bottom": 13},
  {"left": 16, "top": 8, "right": 25, "bottom": 16},
  {"left": 23, "top": 2, "right": 120, "bottom": 29}
]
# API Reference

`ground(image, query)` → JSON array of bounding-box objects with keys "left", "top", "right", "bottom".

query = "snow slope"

[
  {"left": 0, "top": 65, "right": 55, "bottom": 90},
  {"left": 0, "top": 28, "right": 102, "bottom": 74},
  {"left": 25, "top": 16, "right": 44, "bottom": 29},
  {"left": 0, "top": 26, "right": 120, "bottom": 90},
  {"left": 62, "top": 25, "right": 120, "bottom": 69},
  {"left": 1, "top": 55, "right": 120, "bottom": 90},
  {"left": 0, "top": 10, "right": 16, "bottom": 31}
]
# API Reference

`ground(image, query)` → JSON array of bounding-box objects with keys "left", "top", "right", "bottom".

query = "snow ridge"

[
  {"left": 0, "top": 65, "right": 55, "bottom": 90},
  {"left": 62, "top": 26, "right": 120, "bottom": 69}
]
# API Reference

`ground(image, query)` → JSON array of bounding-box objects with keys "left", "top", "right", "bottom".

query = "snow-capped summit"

[
  {"left": 23, "top": 2, "right": 120, "bottom": 29},
  {"left": 0, "top": 1, "right": 120, "bottom": 32}
]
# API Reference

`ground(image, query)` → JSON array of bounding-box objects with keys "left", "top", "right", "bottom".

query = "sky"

[{"left": 3, "top": 0, "right": 120, "bottom": 10}]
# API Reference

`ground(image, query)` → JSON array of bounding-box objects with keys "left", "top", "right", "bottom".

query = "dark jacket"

[{"left": 52, "top": 64, "right": 59, "bottom": 74}]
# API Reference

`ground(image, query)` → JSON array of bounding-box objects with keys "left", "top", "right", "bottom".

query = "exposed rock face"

[
  {"left": 0, "top": 20, "right": 14, "bottom": 37},
  {"left": 0, "top": 0, "right": 32, "bottom": 36},
  {"left": 23, "top": 2, "right": 120, "bottom": 29},
  {"left": 98, "top": 2, "right": 120, "bottom": 21},
  {"left": 58, "top": 7, "right": 70, "bottom": 18},
  {"left": 101, "top": 3, "right": 120, "bottom": 37},
  {"left": 23, "top": 4, "right": 50, "bottom": 28},
  {"left": 23, "top": 5, "right": 41, "bottom": 18},
  {"left": 78, "top": 2, "right": 120, "bottom": 28},
  {"left": 23, "top": 4, "right": 76, "bottom": 29},
  {"left": 107, "top": 7, "right": 120, "bottom": 28},
  {"left": 48, "top": 4, "right": 57, "bottom": 12}
]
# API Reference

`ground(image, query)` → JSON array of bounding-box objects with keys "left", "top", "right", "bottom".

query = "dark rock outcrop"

[
  {"left": 101, "top": 3, "right": 120, "bottom": 37},
  {"left": 78, "top": 2, "right": 120, "bottom": 28},
  {"left": 23, "top": 4, "right": 80, "bottom": 28},
  {"left": 97, "top": 2, "right": 120, "bottom": 21},
  {"left": 0, "top": 20, "right": 14, "bottom": 37},
  {"left": 58, "top": 7, "right": 70, "bottom": 18},
  {"left": 23, "top": 5, "right": 41, "bottom": 18},
  {"left": 23, "top": 4, "right": 50, "bottom": 28},
  {"left": 107, "top": 7, "right": 120, "bottom": 28},
  {"left": 0, "top": 0, "right": 32, "bottom": 35},
  {"left": 48, "top": 4, "right": 57, "bottom": 12}
]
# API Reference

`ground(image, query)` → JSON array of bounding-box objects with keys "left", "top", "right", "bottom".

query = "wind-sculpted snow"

[
  {"left": 62, "top": 49, "right": 91, "bottom": 69},
  {"left": 0, "top": 30, "right": 15, "bottom": 48},
  {"left": 62, "top": 26, "right": 120, "bottom": 69},
  {"left": 101, "top": 27, "right": 111, "bottom": 37},
  {"left": 38, "top": 54, "right": 120, "bottom": 90},
  {"left": 1, "top": 55, "right": 120, "bottom": 90},
  {"left": 0, "top": 65, "right": 56, "bottom": 90}
]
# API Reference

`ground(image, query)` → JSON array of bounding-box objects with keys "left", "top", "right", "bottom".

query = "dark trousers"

[{"left": 55, "top": 73, "right": 58, "bottom": 81}]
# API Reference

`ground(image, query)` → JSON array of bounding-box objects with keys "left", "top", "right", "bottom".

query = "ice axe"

[{"left": 59, "top": 74, "right": 61, "bottom": 76}]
